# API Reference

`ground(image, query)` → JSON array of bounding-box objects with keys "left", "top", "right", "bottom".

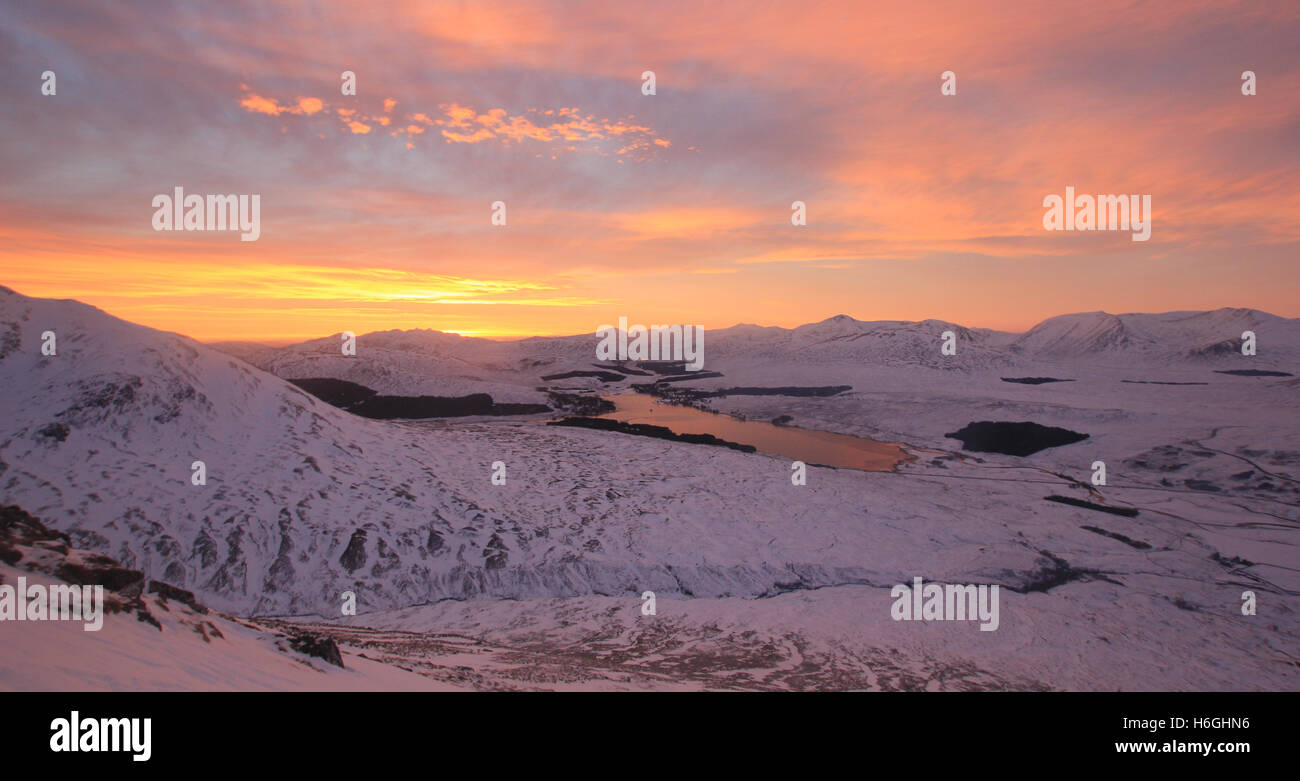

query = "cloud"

[
  {"left": 3, "top": 0, "right": 1298, "bottom": 338},
  {"left": 238, "top": 85, "right": 670, "bottom": 159},
  {"left": 426, "top": 103, "right": 670, "bottom": 159},
  {"left": 238, "top": 92, "right": 285, "bottom": 115},
  {"left": 238, "top": 88, "right": 327, "bottom": 118}
]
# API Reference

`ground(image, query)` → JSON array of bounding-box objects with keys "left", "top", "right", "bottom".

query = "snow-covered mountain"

[
  {"left": 211, "top": 329, "right": 592, "bottom": 401},
  {"left": 3, "top": 285, "right": 1298, "bottom": 692},
  {"left": 707, "top": 315, "right": 1016, "bottom": 368},
  {"left": 0, "top": 287, "right": 1084, "bottom": 616},
  {"left": 0, "top": 505, "right": 460, "bottom": 691},
  {"left": 1011, "top": 308, "right": 1299, "bottom": 366},
  {"left": 219, "top": 308, "right": 1296, "bottom": 400},
  {"left": 1, "top": 286, "right": 659, "bottom": 615}
]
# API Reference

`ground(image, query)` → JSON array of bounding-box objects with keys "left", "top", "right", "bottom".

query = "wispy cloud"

[{"left": 238, "top": 86, "right": 670, "bottom": 159}]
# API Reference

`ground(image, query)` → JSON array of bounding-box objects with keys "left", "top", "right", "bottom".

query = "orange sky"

[{"left": 2, "top": 0, "right": 1298, "bottom": 341}]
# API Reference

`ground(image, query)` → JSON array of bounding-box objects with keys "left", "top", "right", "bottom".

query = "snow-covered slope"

[
  {"left": 3, "top": 285, "right": 1298, "bottom": 691},
  {"left": 222, "top": 308, "right": 1296, "bottom": 400},
  {"left": 0, "top": 286, "right": 626, "bottom": 614},
  {"left": 229, "top": 328, "right": 591, "bottom": 401},
  {"left": 0, "top": 506, "right": 461, "bottom": 692},
  {"left": 0, "top": 287, "right": 1095, "bottom": 616},
  {"left": 706, "top": 315, "right": 1016, "bottom": 368},
  {"left": 1011, "top": 308, "right": 1299, "bottom": 366}
]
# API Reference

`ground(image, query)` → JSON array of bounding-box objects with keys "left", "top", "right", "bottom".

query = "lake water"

[{"left": 596, "top": 392, "right": 909, "bottom": 471}]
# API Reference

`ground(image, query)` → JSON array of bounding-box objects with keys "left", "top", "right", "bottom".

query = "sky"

[{"left": 1, "top": 0, "right": 1297, "bottom": 341}]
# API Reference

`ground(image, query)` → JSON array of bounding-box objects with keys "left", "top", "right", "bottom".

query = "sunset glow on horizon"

[{"left": 3, "top": 0, "right": 1298, "bottom": 342}]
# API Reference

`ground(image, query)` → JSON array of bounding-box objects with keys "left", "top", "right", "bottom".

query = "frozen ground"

[
  {"left": 1, "top": 286, "right": 1296, "bottom": 690},
  {"left": 0, "top": 534, "right": 461, "bottom": 692}
]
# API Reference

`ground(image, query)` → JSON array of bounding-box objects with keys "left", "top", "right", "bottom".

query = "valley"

[{"left": 1, "top": 286, "right": 1296, "bottom": 690}]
